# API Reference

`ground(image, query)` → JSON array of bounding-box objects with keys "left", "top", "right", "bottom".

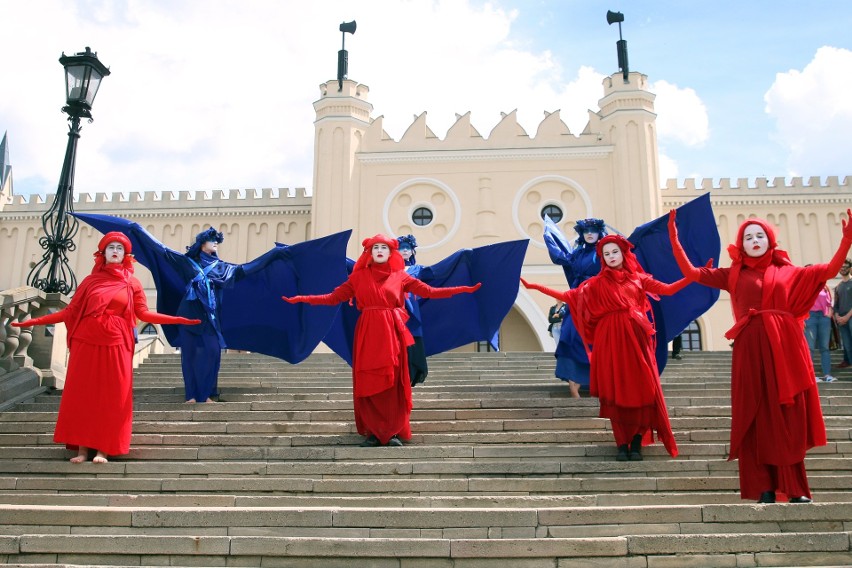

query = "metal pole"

[{"left": 27, "top": 114, "right": 82, "bottom": 295}]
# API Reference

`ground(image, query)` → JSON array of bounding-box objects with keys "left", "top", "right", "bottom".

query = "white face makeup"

[
  {"left": 104, "top": 242, "right": 125, "bottom": 264},
  {"left": 602, "top": 242, "right": 624, "bottom": 269},
  {"left": 371, "top": 243, "right": 390, "bottom": 264},
  {"left": 399, "top": 248, "right": 414, "bottom": 262},
  {"left": 201, "top": 241, "right": 218, "bottom": 254},
  {"left": 583, "top": 232, "right": 600, "bottom": 244},
  {"left": 742, "top": 224, "right": 769, "bottom": 258}
]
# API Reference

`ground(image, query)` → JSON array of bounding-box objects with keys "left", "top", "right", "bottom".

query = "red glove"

[
  {"left": 842, "top": 208, "right": 852, "bottom": 241},
  {"left": 282, "top": 295, "right": 306, "bottom": 304},
  {"left": 668, "top": 210, "right": 701, "bottom": 281},
  {"left": 181, "top": 318, "right": 202, "bottom": 325}
]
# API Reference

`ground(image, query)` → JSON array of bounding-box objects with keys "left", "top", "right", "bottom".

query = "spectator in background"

[{"left": 834, "top": 259, "right": 852, "bottom": 369}]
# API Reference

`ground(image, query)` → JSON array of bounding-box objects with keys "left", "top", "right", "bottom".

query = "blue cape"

[
  {"left": 72, "top": 212, "right": 350, "bottom": 364},
  {"left": 322, "top": 239, "right": 529, "bottom": 365}
]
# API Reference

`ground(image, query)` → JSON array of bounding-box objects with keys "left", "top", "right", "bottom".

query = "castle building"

[{"left": 2, "top": 71, "right": 850, "bottom": 354}]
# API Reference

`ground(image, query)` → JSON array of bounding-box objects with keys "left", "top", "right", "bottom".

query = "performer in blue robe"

[
  {"left": 398, "top": 235, "right": 428, "bottom": 386},
  {"left": 177, "top": 228, "right": 235, "bottom": 402},
  {"left": 322, "top": 239, "right": 528, "bottom": 365},
  {"left": 544, "top": 218, "right": 607, "bottom": 397},
  {"left": 73, "top": 212, "right": 350, "bottom": 402}
]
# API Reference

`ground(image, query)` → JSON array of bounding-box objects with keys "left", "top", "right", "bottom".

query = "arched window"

[
  {"left": 540, "top": 204, "right": 563, "bottom": 223},
  {"left": 140, "top": 323, "right": 158, "bottom": 336},
  {"left": 682, "top": 320, "right": 702, "bottom": 351}
]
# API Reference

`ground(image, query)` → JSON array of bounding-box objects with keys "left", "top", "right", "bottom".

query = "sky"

[{"left": 2, "top": 0, "right": 852, "bottom": 198}]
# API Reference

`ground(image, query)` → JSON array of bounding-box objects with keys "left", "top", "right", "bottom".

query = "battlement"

[
  {"left": 3, "top": 187, "right": 312, "bottom": 213},
  {"left": 662, "top": 176, "right": 852, "bottom": 193},
  {"left": 362, "top": 108, "right": 606, "bottom": 152}
]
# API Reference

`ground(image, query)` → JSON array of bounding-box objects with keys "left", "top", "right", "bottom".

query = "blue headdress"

[
  {"left": 185, "top": 227, "right": 224, "bottom": 258},
  {"left": 397, "top": 234, "right": 418, "bottom": 266},
  {"left": 573, "top": 218, "right": 607, "bottom": 248}
]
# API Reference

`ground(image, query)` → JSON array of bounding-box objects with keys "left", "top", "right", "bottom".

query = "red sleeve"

[
  {"left": 131, "top": 279, "right": 200, "bottom": 325},
  {"left": 642, "top": 275, "right": 690, "bottom": 296},
  {"left": 14, "top": 309, "right": 67, "bottom": 327},
  {"left": 820, "top": 237, "right": 852, "bottom": 280},
  {"left": 285, "top": 280, "right": 355, "bottom": 306},
  {"left": 520, "top": 278, "right": 570, "bottom": 303},
  {"left": 693, "top": 266, "right": 731, "bottom": 291},
  {"left": 403, "top": 277, "right": 479, "bottom": 299}
]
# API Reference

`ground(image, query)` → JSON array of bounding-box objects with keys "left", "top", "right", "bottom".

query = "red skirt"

[
  {"left": 53, "top": 339, "right": 133, "bottom": 456},
  {"left": 353, "top": 366, "right": 413, "bottom": 445}
]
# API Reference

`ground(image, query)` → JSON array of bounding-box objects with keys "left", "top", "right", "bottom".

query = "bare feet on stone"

[{"left": 70, "top": 447, "right": 88, "bottom": 464}]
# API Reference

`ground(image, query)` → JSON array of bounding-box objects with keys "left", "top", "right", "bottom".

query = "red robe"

[
  {"left": 291, "top": 262, "right": 475, "bottom": 444},
  {"left": 692, "top": 259, "right": 844, "bottom": 499},
  {"left": 525, "top": 270, "right": 686, "bottom": 456},
  {"left": 23, "top": 264, "right": 195, "bottom": 456}
]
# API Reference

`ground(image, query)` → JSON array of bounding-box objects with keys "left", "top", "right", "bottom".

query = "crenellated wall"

[{"left": 0, "top": 187, "right": 313, "bottom": 299}]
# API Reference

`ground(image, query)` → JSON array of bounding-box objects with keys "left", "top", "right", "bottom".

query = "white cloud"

[
  {"left": 764, "top": 46, "right": 852, "bottom": 177},
  {"left": 651, "top": 80, "right": 709, "bottom": 147},
  {"left": 4, "top": 0, "right": 601, "bottom": 196},
  {"left": 657, "top": 152, "right": 679, "bottom": 185}
]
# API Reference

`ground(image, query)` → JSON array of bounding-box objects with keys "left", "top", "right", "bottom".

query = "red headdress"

[
  {"left": 93, "top": 231, "right": 135, "bottom": 272},
  {"left": 727, "top": 218, "right": 792, "bottom": 293},
  {"left": 352, "top": 234, "right": 405, "bottom": 273},
  {"left": 595, "top": 234, "right": 645, "bottom": 275}
]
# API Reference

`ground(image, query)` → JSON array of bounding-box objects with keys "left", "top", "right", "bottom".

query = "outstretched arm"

[
  {"left": 131, "top": 281, "right": 200, "bottom": 325},
  {"left": 10, "top": 310, "right": 67, "bottom": 327},
  {"left": 282, "top": 281, "right": 354, "bottom": 306},
  {"left": 668, "top": 210, "right": 703, "bottom": 281},
  {"left": 822, "top": 208, "right": 852, "bottom": 279},
  {"left": 643, "top": 276, "right": 691, "bottom": 297},
  {"left": 520, "top": 277, "right": 569, "bottom": 302},
  {"left": 405, "top": 279, "right": 481, "bottom": 299}
]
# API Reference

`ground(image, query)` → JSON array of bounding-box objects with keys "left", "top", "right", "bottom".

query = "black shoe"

[
  {"left": 386, "top": 436, "right": 403, "bottom": 447},
  {"left": 789, "top": 496, "right": 812, "bottom": 503},
  {"left": 629, "top": 434, "right": 643, "bottom": 461},
  {"left": 616, "top": 445, "right": 629, "bottom": 461},
  {"left": 757, "top": 491, "right": 776, "bottom": 503},
  {"left": 359, "top": 435, "right": 379, "bottom": 447}
]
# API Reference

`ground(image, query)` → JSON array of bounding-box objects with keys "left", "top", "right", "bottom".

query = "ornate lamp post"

[{"left": 28, "top": 47, "right": 110, "bottom": 295}]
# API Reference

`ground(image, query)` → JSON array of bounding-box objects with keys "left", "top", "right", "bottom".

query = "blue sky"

[{"left": 2, "top": 0, "right": 851, "bottom": 197}]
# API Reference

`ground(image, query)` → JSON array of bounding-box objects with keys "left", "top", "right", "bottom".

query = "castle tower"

[
  {"left": 596, "top": 71, "right": 661, "bottom": 230},
  {"left": 0, "top": 132, "right": 12, "bottom": 211},
  {"left": 311, "top": 79, "right": 373, "bottom": 247}
]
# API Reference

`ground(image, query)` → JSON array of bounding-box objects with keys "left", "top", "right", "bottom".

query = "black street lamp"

[{"left": 28, "top": 47, "right": 110, "bottom": 295}]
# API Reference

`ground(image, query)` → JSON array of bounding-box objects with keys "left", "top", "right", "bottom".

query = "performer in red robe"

[
  {"left": 669, "top": 209, "right": 852, "bottom": 502},
  {"left": 282, "top": 234, "right": 480, "bottom": 447},
  {"left": 522, "top": 234, "right": 686, "bottom": 461},
  {"left": 13, "top": 232, "right": 199, "bottom": 463}
]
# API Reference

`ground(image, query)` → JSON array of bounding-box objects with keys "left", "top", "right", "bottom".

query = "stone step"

[
  {"left": 1, "top": 350, "right": 850, "bottom": 566},
  {"left": 1, "top": 532, "right": 851, "bottom": 568}
]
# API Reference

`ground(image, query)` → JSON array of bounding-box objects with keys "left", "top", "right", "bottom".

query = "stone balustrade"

[{"left": 0, "top": 287, "right": 68, "bottom": 409}]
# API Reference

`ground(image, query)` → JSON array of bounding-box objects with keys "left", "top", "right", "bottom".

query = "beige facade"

[{"left": 2, "top": 70, "right": 850, "bottom": 354}]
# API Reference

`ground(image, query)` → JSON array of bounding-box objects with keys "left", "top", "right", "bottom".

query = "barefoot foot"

[
  {"left": 568, "top": 381, "right": 581, "bottom": 399},
  {"left": 70, "top": 447, "right": 88, "bottom": 463},
  {"left": 92, "top": 452, "right": 108, "bottom": 464},
  {"left": 185, "top": 399, "right": 196, "bottom": 404},
  {"left": 204, "top": 398, "right": 215, "bottom": 403}
]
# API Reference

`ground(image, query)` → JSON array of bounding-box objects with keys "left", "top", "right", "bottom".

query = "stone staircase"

[{"left": 0, "top": 350, "right": 850, "bottom": 567}]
